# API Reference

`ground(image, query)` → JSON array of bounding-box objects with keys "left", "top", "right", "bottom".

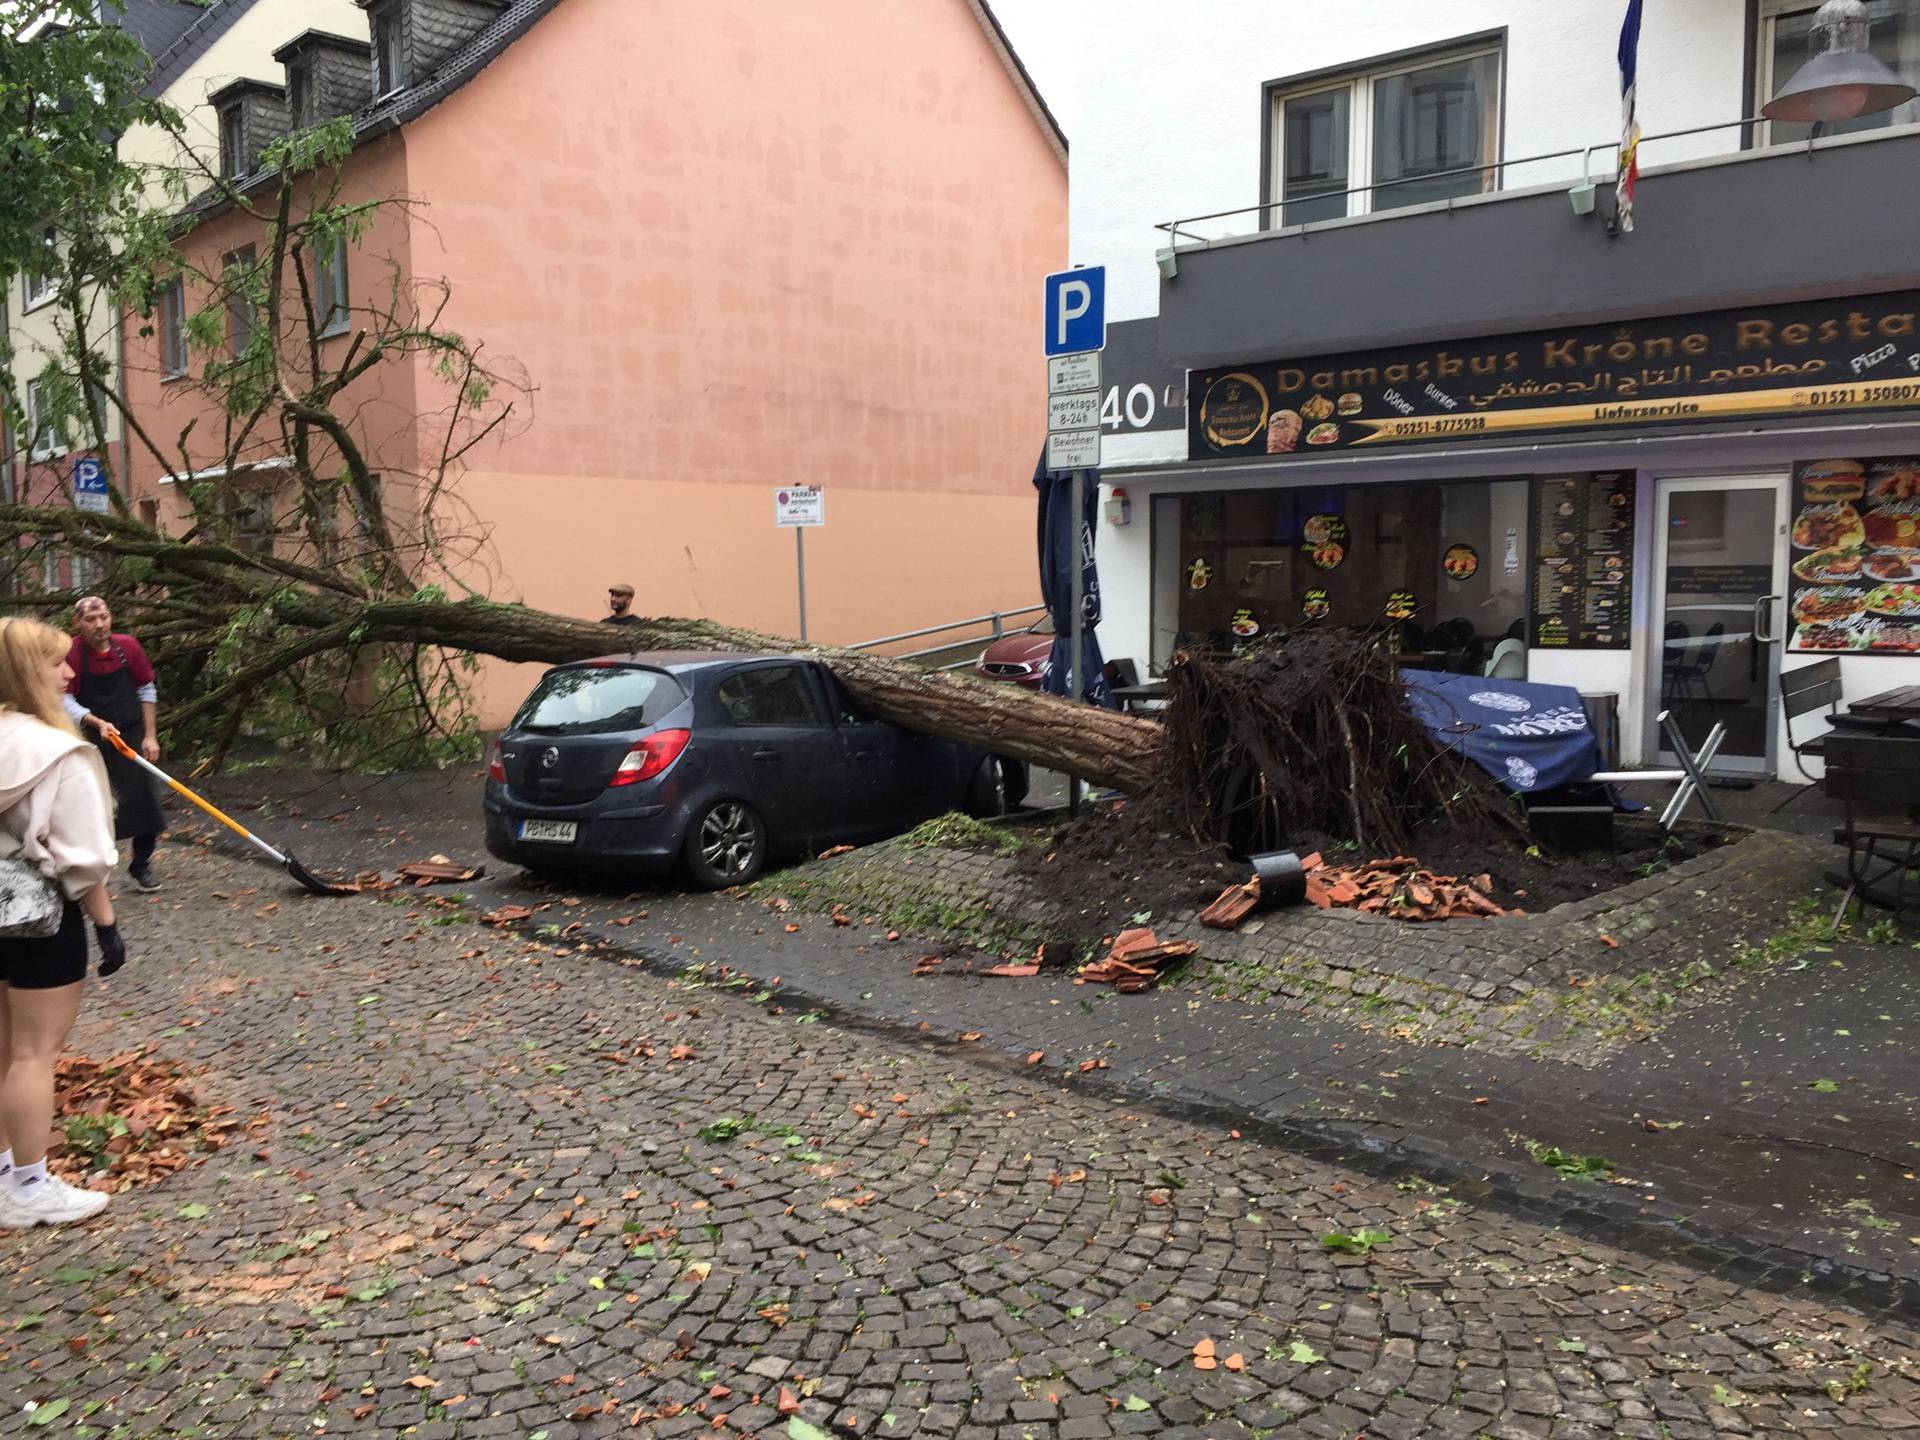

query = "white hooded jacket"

[{"left": 0, "top": 710, "right": 117, "bottom": 901}]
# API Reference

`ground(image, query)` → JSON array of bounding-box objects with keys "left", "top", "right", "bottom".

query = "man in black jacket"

[{"left": 602, "top": 584, "right": 640, "bottom": 627}]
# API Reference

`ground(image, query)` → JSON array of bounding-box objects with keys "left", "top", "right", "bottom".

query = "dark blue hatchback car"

[{"left": 483, "top": 651, "right": 1005, "bottom": 887}]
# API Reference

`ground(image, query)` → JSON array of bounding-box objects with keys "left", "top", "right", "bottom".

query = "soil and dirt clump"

[
  {"left": 1008, "top": 631, "right": 1723, "bottom": 942},
  {"left": 1016, "top": 798, "right": 1719, "bottom": 943}
]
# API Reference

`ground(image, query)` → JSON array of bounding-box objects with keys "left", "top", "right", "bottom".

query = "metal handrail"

[
  {"left": 851, "top": 604, "right": 1046, "bottom": 652},
  {"left": 1157, "top": 114, "right": 1768, "bottom": 245},
  {"left": 850, "top": 603, "right": 1048, "bottom": 671}
]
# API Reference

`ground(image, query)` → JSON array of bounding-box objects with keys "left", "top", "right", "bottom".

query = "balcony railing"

[{"left": 1157, "top": 115, "right": 1796, "bottom": 248}]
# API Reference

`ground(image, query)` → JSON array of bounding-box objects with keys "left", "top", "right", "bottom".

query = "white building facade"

[{"left": 1074, "top": 0, "right": 1920, "bottom": 776}]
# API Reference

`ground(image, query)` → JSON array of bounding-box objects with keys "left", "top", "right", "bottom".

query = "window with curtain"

[
  {"left": 1270, "top": 41, "right": 1502, "bottom": 227},
  {"left": 1762, "top": 0, "right": 1920, "bottom": 141}
]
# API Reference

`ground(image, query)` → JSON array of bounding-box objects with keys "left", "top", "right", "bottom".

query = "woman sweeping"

[{"left": 0, "top": 617, "right": 127, "bottom": 1227}]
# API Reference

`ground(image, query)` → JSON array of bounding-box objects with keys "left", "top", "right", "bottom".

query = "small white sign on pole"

[
  {"left": 1047, "top": 351, "right": 1101, "bottom": 396},
  {"left": 1046, "top": 428, "right": 1101, "bottom": 471},
  {"left": 1047, "top": 390, "right": 1102, "bottom": 433},
  {"left": 774, "top": 485, "right": 825, "bottom": 528}
]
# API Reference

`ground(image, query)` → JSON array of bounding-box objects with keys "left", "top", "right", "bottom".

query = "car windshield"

[
  {"left": 1030, "top": 613, "right": 1056, "bottom": 636},
  {"left": 513, "top": 665, "right": 686, "bottom": 735}
]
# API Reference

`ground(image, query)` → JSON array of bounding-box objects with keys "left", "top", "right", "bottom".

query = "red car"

[{"left": 974, "top": 614, "right": 1055, "bottom": 688}]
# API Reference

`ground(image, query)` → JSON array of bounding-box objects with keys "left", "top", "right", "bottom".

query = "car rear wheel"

[{"left": 682, "top": 799, "right": 767, "bottom": 889}]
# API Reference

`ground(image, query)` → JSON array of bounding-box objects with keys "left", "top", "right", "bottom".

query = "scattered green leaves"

[
  {"left": 176, "top": 1202, "right": 210, "bottom": 1220},
  {"left": 1522, "top": 1140, "right": 1616, "bottom": 1181},
  {"left": 26, "top": 1399, "right": 70, "bottom": 1427},
  {"left": 1121, "top": 1395, "right": 1151, "bottom": 1412},
  {"left": 1288, "top": 1339, "right": 1324, "bottom": 1365},
  {"left": 1809, "top": 1078, "right": 1842, "bottom": 1093},
  {"left": 788, "top": 1420, "right": 832, "bottom": 1440},
  {"left": 1556, "top": 1339, "right": 1588, "bottom": 1353},
  {"left": 1319, "top": 1227, "right": 1392, "bottom": 1255}
]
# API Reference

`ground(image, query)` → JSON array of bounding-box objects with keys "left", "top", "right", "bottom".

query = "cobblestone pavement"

[
  {"left": 4, "top": 836, "right": 1920, "bottom": 1437},
  {"left": 177, "top": 768, "right": 1920, "bottom": 1311}
]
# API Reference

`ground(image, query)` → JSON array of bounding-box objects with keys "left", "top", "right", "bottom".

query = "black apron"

[{"left": 78, "top": 643, "right": 165, "bottom": 840}]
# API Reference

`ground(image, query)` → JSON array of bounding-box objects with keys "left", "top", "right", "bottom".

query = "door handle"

[
  {"left": 1753, "top": 594, "right": 1780, "bottom": 644},
  {"left": 752, "top": 750, "right": 780, "bottom": 761}
]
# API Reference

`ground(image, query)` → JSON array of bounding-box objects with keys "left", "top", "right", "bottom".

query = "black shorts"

[{"left": 0, "top": 901, "right": 88, "bottom": 989}]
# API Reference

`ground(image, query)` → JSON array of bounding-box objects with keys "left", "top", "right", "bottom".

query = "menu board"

[
  {"left": 1528, "top": 473, "right": 1634, "bottom": 649},
  {"left": 1788, "top": 456, "right": 1920, "bottom": 654}
]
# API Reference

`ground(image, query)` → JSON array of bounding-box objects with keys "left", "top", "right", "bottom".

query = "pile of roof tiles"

[
  {"left": 1201, "top": 853, "right": 1514, "bottom": 926},
  {"left": 1076, "top": 927, "right": 1201, "bottom": 992}
]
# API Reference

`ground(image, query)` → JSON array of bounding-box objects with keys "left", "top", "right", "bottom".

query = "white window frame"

[
  {"left": 313, "top": 233, "right": 350, "bottom": 338},
  {"left": 224, "top": 244, "right": 258, "bottom": 357},
  {"left": 372, "top": 5, "right": 406, "bottom": 96},
  {"left": 1756, "top": 0, "right": 1920, "bottom": 145},
  {"left": 26, "top": 378, "right": 66, "bottom": 461},
  {"left": 1268, "top": 39, "right": 1504, "bottom": 228},
  {"left": 22, "top": 225, "right": 57, "bottom": 310},
  {"left": 158, "top": 277, "right": 189, "bottom": 378},
  {"left": 219, "top": 105, "right": 246, "bottom": 178}
]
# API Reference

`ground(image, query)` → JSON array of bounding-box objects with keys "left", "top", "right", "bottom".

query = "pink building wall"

[
  {"left": 403, "top": 0, "right": 1065, "bottom": 718},
  {"left": 127, "top": 0, "right": 1066, "bottom": 725}
]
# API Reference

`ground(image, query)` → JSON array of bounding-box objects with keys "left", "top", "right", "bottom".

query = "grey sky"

[{"left": 990, "top": 0, "right": 1079, "bottom": 142}]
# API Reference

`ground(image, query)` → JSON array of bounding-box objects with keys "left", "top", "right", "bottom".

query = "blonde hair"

[{"left": 0, "top": 617, "right": 81, "bottom": 737}]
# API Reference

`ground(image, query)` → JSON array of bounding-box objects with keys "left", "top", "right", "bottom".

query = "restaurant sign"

[{"left": 1189, "top": 292, "right": 1920, "bottom": 460}]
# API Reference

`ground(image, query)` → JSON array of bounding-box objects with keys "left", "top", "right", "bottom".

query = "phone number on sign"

[
  {"left": 1392, "top": 416, "right": 1490, "bottom": 438},
  {"left": 1800, "top": 380, "right": 1920, "bottom": 408}
]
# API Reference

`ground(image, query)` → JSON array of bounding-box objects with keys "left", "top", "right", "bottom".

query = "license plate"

[{"left": 517, "top": 819, "right": 577, "bottom": 843}]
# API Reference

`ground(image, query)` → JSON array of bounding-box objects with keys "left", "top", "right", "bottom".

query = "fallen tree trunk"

[
  {"left": 0, "top": 504, "right": 1163, "bottom": 791},
  {"left": 297, "top": 598, "right": 1165, "bottom": 792}
]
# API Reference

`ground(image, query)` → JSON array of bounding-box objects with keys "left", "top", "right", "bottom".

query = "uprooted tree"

[
  {"left": 0, "top": 10, "right": 1161, "bottom": 786},
  {"left": 0, "top": 11, "right": 1517, "bottom": 859}
]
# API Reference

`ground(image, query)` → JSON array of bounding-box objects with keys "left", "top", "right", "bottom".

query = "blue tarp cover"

[{"left": 1402, "top": 672, "right": 1602, "bottom": 794}]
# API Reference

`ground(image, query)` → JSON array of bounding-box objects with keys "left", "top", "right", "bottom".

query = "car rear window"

[{"left": 513, "top": 666, "right": 686, "bottom": 735}]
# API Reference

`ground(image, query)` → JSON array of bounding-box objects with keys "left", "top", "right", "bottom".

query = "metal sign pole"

[
  {"left": 796, "top": 527, "right": 808, "bottom": 643},
  {"left": 1067, "top": 467, "right": 1084, "bottom": 816}
]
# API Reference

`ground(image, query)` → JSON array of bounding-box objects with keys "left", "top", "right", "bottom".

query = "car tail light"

[
  {"left": 609, "top": 728, "right": 690, "bottom": 787},
  {"left": 487, "top": 741, "right": 506, "bottom": 783}
]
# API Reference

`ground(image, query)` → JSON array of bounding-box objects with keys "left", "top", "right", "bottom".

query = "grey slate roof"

[
  {"left": 350, "top": 0, "right": 560, "bottom": 140},
  {"left": 120, "top": 0, "right": 270, "bottom": 99}
]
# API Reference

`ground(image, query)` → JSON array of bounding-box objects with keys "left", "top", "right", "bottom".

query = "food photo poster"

[{"left": 1789, "top": 457, "right": 1920, "bottom": 653}]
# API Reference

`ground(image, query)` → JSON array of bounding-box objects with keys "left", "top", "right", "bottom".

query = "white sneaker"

[{"left": 2, "top": 1175, "right": 109, "bottom": 1227}]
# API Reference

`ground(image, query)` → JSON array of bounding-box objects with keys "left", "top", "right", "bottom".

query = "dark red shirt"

[{"left": 65, "top": 633, "right": 156, "bottom": 696}]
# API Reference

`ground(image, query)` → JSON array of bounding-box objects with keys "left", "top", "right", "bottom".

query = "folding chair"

[
  {"left": 1587, "top": 709, "right": 1726, "bottom": 829},
  {"left": 1773, "top": 657, "right": 1843, "bottom": 811}
]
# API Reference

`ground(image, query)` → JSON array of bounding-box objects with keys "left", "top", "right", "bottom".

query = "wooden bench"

[{"left": 1824, "top": 731, "right": 1920, "bottom": 921}]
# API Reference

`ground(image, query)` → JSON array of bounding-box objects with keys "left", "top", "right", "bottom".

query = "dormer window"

[
  {"left": 288, "top": 62, "right": 313, "bottom": 128},
  {"left": 372, "top": 4, "right": 405, "bottom": 95},
  {"left": 209, "top": 78, "right": 289, "bottom": 182},
  {"left": 219, "top": 105, "right": 246, "bottom": 177}
]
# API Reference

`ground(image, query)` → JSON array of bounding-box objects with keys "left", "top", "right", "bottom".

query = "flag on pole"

[{"left": 1617, "top": 0, "right": 1644, "bottom": 232}]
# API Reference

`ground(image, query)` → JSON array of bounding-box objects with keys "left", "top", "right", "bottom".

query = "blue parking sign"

[
  {"left": 1043, "top": 266, "right": 1105, "bottom": 356},
  {"left": 72, "top": 457, "right": 110, "bottom": 513}
]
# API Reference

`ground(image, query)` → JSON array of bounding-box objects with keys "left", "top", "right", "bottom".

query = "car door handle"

[
  {"left": 853, "top": 750, "right": 880, "bottom": 761},
  {"left": 752, "top": 750, "right": 780, "bottom": 761}
]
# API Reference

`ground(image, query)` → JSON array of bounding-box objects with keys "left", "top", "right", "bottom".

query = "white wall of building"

[
  {"left": 1064, "top": 1, "right": 1907, "bottom": 771},
  {"left": 1072, "top": 0, "right": 1750, "bottom": 336}
]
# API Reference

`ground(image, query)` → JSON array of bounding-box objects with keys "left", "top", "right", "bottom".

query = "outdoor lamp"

[{"left": 1763, "top": 0, "right": 1915, "bottom": 125}]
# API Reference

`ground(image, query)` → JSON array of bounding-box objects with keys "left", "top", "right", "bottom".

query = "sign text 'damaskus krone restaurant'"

[{"left": 1189, "top": 293, "right": 1920, "bottom": 459}]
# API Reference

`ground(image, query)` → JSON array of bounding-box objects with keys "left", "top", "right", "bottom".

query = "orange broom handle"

[{"left": 102, "top": 728, "right": 288, "bottom": 862}]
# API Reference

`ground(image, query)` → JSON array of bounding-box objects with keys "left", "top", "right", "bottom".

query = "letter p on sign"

[{"left": 1044, "top": 266, "right": 1106, "bottom": 357}]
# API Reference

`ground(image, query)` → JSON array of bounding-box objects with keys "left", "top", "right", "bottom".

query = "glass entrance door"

[{"left": 1654, "top": 478, "right": 1788, "bottom": 773}]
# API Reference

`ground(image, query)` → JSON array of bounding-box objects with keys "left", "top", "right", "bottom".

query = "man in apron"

[{"left": 63, "top": 597, "right": 166, "bottom": 892}]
